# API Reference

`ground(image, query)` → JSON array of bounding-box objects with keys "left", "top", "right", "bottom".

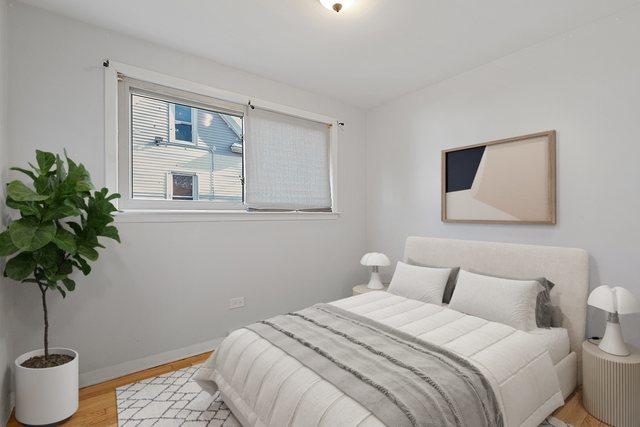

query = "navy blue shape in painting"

[{"left": 445, "top": 146, "right": 486, "bottom": 193}]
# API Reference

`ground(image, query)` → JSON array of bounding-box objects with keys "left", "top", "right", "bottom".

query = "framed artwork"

[{"left": 441, "top": 130, "right": 556, "bottom": 224}]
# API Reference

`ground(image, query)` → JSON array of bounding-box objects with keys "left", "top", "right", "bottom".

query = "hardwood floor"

[{"left": 7, "top": 352, "right": 608, "bottom": 426}]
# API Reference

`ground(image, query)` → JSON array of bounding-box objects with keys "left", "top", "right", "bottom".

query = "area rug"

[
  {"left": 116, "top": 363, "right": 571, "bottom": 426},
  {"left": 116, "top": 364, "right": 239, "bottom": 426}
]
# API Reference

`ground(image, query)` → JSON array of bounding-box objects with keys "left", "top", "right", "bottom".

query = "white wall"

[
  {"left": 366, "top": 7, "right": 640, "bottom": 346},
  {"left": 6, "top": 2, "right": 367, "bottom": 384},
  {"left": 0, "top": 0, "right": 14, "bottom": 422}
]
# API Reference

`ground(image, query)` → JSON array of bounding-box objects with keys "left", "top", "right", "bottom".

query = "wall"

[
  {"left": 366, "top": 6, "right": 640, "bottom": 345},
  {"left": 0, "top": 0, "right": 14, "bottom": 422},
  {"left": 7, "top": 2, "right": 367, "bottom": 385}
]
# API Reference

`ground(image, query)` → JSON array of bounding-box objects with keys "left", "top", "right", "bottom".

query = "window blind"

[{"left": 245, "top": 107, "right": 332, "bottom": 210}]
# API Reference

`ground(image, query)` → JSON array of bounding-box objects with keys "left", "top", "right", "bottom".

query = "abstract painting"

[{"left": 441, "top": 131, "right": 556, "bottom": 224}]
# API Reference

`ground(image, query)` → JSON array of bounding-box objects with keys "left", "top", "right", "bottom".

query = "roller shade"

[{"left": 245, "top": 107, "right": 332, "bottom": 210}]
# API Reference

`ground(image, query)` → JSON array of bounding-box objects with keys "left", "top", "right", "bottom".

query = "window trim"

[{"left": 104, "top": 61, "right": 340, "bottom": 219}]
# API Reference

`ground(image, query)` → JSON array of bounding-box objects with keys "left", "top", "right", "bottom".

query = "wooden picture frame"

[{"left": 441, "top": 130, "right": 556, "bottom": 224}]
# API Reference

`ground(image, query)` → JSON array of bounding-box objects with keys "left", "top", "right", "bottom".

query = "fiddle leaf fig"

[
  {"left": 6, "top": 181, "right": 49, "bottom": 202},
  {"left": 0, "top": 150, "right": 121, "bottom": 358},
  {"left": 8, "top": 218, "right": 56, "bottom": 251}
]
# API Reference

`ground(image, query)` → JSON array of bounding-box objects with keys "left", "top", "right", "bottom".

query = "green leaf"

[
  {"left": 0, "top": 231, "right": 19, "bottom": 256},
  {"left": 8, "top": 218, "right": 57, "bottom": 251},
  {"left": 52, "top": 227, "right": 77, "bottom": 254},
  {"left": 4, "top": 253, "right": 36, "bottom": 281},
  {"left": 36, "top": 150, "right": 56, "bottom": 173},
  {"left": 33, "top": 243, "right": 62, "bottom": 270},
  {"left": 6, "top": 181, "right": 49, "bottom": 202},
  {"left": 42, "top": 202, "right": 80, "bottom": 222},
  {"left": 100, "top": 226, "right": 120, "bottom": 243},
  {"left": 77, "top": 245, "right": 98, "bottom": 261},
  {"left": 73, "top": 255, "right": 91, "bottom": 275},
  {"left": 6, "top": 198, "right": 41, "bottom": 219},
  {"left": 55, "top": 155, "right": 67, "bottom": 182},
  {"left": 56, "top": 286, "right": 67, "bottom": 298},
  {"left": 10, "top": 167, "right": 37, "bottom": 181},
  {"left": 62, "top": 278, "right": 76, "bottom": 292}
]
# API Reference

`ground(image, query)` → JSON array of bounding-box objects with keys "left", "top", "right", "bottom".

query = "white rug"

[
  {"left": 116, "top": 363, "right": 571, "bottom": 426},
  {"left": 116, "top": 364, "right": 239, "bottom": 426}
]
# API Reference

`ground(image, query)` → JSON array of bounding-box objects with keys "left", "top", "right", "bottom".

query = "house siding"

[{"left": 131, "top": 95, "right": 242, "bottom": 201}]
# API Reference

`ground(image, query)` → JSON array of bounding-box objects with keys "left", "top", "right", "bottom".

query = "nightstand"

[
  {"left": 582, "top": 340, "right": 640, "bottom": 427},
  {"left": 353, "top": 284, "right": 388, "bottom": 296}
]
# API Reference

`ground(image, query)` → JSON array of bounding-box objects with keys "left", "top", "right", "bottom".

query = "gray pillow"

[
  {"left": 406, "top": 258, "right": 460, "bottom": 304},
  {"left": 469, "top": 269, "right": 555, "bottom": 329}
]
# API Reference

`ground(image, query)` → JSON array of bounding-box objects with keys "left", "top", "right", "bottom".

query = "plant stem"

[{"left": 39, "top": 283, "right": 49, "bottom": 360}]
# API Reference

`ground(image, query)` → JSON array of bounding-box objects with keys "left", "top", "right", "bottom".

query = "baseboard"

[{"left": 79, "top": 337, "right": 223, "bottom": 387}]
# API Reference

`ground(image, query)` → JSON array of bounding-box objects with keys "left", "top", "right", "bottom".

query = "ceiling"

[{"left": 19, "top": 0, "right": 640, "bottom": 108}]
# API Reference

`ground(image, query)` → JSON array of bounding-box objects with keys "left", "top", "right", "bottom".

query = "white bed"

[{"left": 198, "top": 237, "right": 589, "bottom": 426}]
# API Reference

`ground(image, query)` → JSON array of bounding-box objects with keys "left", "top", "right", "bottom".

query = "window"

[
  {"left": 120, "top": 77, "right": 245, "bottom": 207},
  {"left": 114, "top": 69, "right": 337, "bottom": 214},
  {"left": 170, "top": 173, "right": 197, "bottom": 200},
  {"left": 172, "top": 104, "right": 194, "bottom": 143}
]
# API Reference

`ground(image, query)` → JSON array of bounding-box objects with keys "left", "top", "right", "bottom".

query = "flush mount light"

[{"left": 320, "top": 0, "right": 354, "bottom": 13}]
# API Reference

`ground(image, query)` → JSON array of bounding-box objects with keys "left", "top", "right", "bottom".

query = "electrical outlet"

[{"left": 229, "top": 297, "right": 245, "bottom": 309}]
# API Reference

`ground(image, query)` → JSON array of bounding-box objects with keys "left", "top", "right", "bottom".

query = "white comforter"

[{"left": 198, "top": 291, "right": 564, "bottom": 427}]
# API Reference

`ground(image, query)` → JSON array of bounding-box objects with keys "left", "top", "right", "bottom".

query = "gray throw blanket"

[{"left": 245, "top": 304, "right": 503, "bottom": 427}]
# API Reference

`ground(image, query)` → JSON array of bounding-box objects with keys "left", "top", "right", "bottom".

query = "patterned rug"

[
  {"left": 116, "top": 364, "right": 239, "bottom": 426},
  {"left": 116, "top": 363, "right": 571, "bottom": 426}
]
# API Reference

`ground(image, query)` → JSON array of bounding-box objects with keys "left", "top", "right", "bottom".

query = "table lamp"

[
  {"left": 360, "top": 253, "right": 390, "bottom": 290},
  {"left": 588, "top": 285, "right": 640, "bottom": 356}
]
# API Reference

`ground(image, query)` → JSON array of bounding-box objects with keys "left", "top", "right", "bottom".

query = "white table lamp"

[
  {"left": 588, "top": 285, "right": 640, "bottom": 356},
  {"left": 360, "top": 253, "right": 390, "bottom": 290}
]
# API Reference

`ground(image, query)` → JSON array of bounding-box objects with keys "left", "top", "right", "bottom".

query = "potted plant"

[{"left": 0, "top": 150, "right": 120, "bottom": 425}]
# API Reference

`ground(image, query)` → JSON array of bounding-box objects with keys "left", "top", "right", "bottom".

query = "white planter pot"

[{"left": 15, "top": 348, "right": 79, "bottom": 425}]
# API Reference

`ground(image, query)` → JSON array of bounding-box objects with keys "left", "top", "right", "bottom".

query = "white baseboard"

[{"left": 79, "top": 337, "right": 223, "bottom": 388}]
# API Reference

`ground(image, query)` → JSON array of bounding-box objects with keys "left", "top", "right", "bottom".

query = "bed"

[{"left": 196, "top": 237, "right": 589, "bottom": 426}]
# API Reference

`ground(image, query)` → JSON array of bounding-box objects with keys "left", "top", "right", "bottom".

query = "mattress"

[
  {"left": 529, "top": 327, "right": 570, "bottom": 365},
  {"left": 198, "top": 291, "right": 566, "bottom": 427}
]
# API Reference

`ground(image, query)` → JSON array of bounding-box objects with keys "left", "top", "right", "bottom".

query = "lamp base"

[
  {"left": 367, "top": 271, "right": 385, "bottom": 290},
  {"left": 599, "top": 313, "right": 630, "bottom": 356}
]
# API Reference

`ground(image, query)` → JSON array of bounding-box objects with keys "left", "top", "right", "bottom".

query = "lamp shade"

[
  {"left": 360, "top": 252, "right": 390, "bottom": 267},
  {"left": 588, "top": 285, "right": 640, "bottom": 314}
]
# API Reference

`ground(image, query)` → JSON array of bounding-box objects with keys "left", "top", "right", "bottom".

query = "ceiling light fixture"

[{"left": 320, "top": 0, "right": 354, "bottom": 13}]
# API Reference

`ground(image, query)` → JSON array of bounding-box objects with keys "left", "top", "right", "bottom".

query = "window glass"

[
  {"left": 172, "top": 174, "right": 194, "bottom": 200},
  {"left": 130, "top": 93, "right": 244, "bottom": 202},
  {"left": 175, "top": 123, "right": 192, "bottom": 142},
  {"left": 174, "top": 104, "right": 192, "bottom": 122}
]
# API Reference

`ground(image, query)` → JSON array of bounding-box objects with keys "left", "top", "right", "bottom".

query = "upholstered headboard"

[{"left": 403, "top": 237, "right": 589, "bottom": 358}]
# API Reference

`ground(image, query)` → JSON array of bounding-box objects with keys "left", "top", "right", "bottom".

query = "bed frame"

[{"left": 403, "top": 237, "right": 589, "bottom": 397}]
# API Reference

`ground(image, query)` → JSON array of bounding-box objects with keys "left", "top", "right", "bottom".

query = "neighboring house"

[{"left": 131, "top": 94, "right": 243, "bottom": 201}]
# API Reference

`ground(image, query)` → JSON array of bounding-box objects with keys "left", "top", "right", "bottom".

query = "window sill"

[{"left": 114, "top": 209, "right": 341, "bottom": 223}]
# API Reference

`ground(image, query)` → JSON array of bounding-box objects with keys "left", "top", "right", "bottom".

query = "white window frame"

[
  {"left": 168, "top": 172, "right": 198, "bottom": 200},
  {"left": 169, "top": 104, "right": 199, "bottom": 145},
  {"left": 104, "top": 61, "right": 340, "bottom": 222}
]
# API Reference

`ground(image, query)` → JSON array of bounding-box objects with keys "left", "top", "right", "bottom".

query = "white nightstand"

[
  {"left": 353, "top": 284, "right": 388, "bottom": 296},
  {"left": 582, "top": 340, "right": 640, "bottom": 427}
]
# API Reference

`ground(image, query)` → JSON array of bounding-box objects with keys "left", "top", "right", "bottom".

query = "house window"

[
  {"left": 173, "top": 104, "right": 193, "bottom": 143},
  {"left": 116, "top": 72, "right": 336, "bottom": 213},
  {"left": 171, "top": 173, "right": 197, "bottom": 200}
]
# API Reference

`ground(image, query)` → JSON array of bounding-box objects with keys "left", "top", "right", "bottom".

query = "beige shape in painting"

[
  {"left": 446, "top": 189, "right": 518, "bottom": 221},
  {"left": 470, "top": 137, "right": 550, "bottom": 221}
]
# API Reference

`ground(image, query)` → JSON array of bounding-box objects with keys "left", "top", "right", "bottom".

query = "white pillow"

[
  {"left": 448, "top": 270, "right": 540, "bottom": 330},
  {"left": 388, "top": 262, "right": 452, "bottom": 305}
]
